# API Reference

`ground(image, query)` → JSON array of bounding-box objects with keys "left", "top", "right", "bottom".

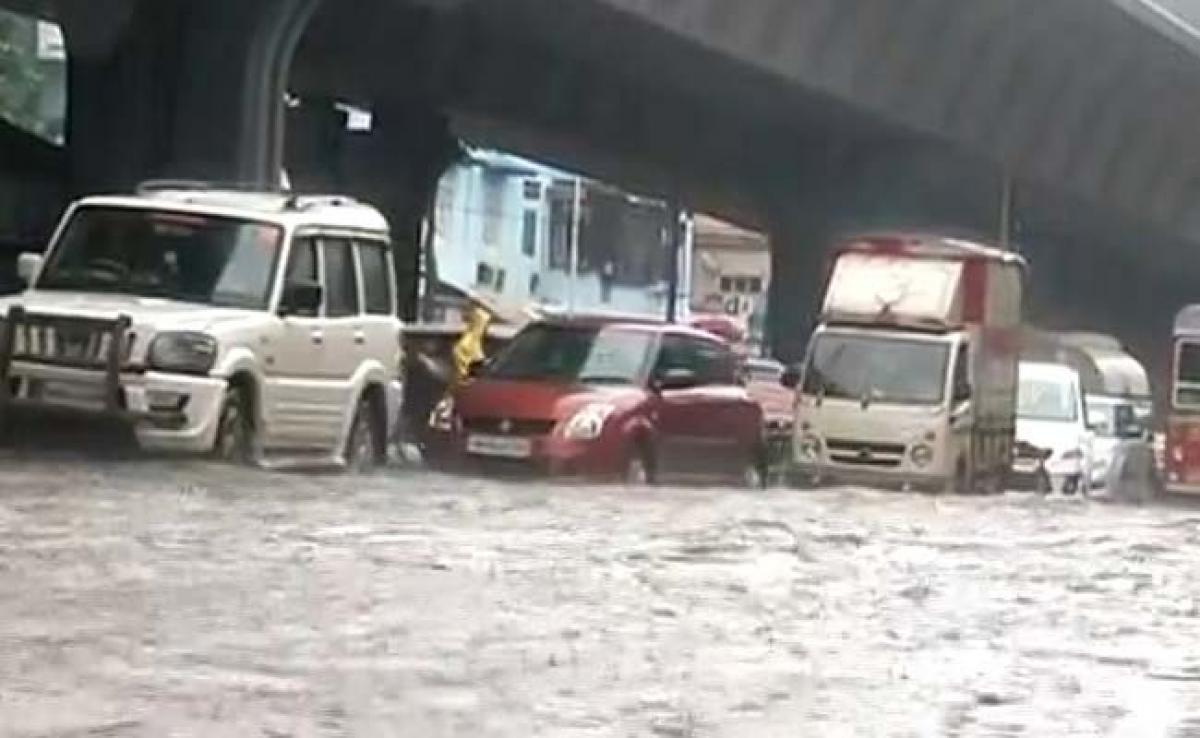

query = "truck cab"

[{"left": 785, "top": 233, "right": 1026, "bottom": 493}]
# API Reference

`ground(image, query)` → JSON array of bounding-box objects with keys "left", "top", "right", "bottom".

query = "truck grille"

[{"left": 827, "top": 439, "right": 906, "bottom": 468}]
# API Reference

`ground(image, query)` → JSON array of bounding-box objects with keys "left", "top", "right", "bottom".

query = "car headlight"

[
  {"left": 429, "top": 397, "right": 457, "bottom": 432},
  {"left": 910, "top": 443, "right": 934, "bottom": 468},
  {"left": 147, "top": 332, "right": 217, "bottom": 375},
  {"left": 798, "top": 434, "right": 822, "bottom": 461},
  {"left": 562, "top": 403, "right": 616, "bottom": 441}
]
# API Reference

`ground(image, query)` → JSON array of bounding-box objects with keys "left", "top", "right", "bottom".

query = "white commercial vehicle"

[
  {"left": 783, "top": 233, "right": 1026, "bottom": 492},
  {"left": 0, "top": 184, "right": 404, "bottom": 469},
  {"left": 1012, "top": 361, "right": 1092, "bottom": 494},
  {"left": 1020, "top": 331, "right": 1152, "bottom": 488}
]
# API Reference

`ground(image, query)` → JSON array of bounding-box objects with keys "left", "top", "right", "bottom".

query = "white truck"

[{"left": 783, "top": 233, "right": 1027, "bottom": 492}]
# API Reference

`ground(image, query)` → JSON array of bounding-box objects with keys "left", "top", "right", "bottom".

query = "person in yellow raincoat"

[{"left": 452, "top": 302, "right": 492, "bottom": 388}]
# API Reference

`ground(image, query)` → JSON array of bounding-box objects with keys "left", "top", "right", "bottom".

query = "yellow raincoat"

[{"left": 452, "top": 305, "right": 491, "bottom": 386}]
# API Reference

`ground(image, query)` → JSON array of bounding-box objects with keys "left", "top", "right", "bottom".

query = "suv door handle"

[
  {"left": 353, "top": 331, "right": 366, "bottom": 346},
  {"left": 311, "top": 330, "right": 324, "bottom": 346}
]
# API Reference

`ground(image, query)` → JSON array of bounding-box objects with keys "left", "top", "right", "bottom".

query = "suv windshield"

[
  {"left": 803, "top": 333, "right": 949, "bottom": 406},
  {"left": 488, "top": 324, "right": 656, "bottom": 385},
  {"left": 1018, "top": 375, "right": 1078, "bottom": 422},
  {"left": 36, "top": 206, "right": 283, "bottom": 310}
]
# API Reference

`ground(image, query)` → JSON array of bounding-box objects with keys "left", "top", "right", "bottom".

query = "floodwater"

[{"left": 1, "top": 450, "right": 1200, "bottom": 736}]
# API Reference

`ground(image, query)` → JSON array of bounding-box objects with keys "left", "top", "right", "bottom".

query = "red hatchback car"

[{"left": 425, "top": 318, "right": 766, "bottom": 484}]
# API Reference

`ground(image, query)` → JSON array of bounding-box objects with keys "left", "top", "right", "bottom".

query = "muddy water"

[{"left": 0, "top": 454, "right": 1199, "bottom": 736}]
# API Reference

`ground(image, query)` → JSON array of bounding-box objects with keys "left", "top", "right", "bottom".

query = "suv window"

[
  {"left": 655, "top": 334, "right": 735, "bottom": 385},
  {"left": 285, "top": 237, "right": 320, "bottom": 317},
  {"left": 322, "top": 238, "right": 359, "bottom": 318},
  {"left": 358, "top": 241, "right": 393, "bottom": 316}
]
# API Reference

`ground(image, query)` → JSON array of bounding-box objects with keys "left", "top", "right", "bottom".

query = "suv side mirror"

[
  {"left": 953, "top": 382, "right": 973, "bottom": 403},
  {"left": 780, "top": 365, "right": 801, "bottom": 390},
  {"left": 17, "top": 253, "right": 42, "bottom": 286},
  {"left": 655, "top": 368, "right": 698, "bottom": 392},
  {"left": 280, "top": 281, "right": 322, "bottom": 317}
]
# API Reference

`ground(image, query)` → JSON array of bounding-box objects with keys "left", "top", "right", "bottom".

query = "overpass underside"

[{"left": 1, "top": 0, "right": 1197, "bottom": 381}]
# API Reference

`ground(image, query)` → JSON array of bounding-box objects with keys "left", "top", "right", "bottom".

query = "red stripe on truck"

[{"left": 963, "top": 258, "right": 987, "bottom": 323}]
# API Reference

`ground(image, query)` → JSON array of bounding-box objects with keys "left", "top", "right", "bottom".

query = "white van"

[{"left": 1013, "top": 362, "right": 1092, "bottom": 494}]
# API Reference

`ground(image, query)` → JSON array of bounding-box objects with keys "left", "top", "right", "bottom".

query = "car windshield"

[
  {"left": 487, "top": 324, "right": 656, "bottom": 385},
  {"left": 36, "top": 206, "right": 283, "bottom": 310},
  {"left": 1018, "top": 375, "right": 1078, "bottom": 422},
  {"left": 802, "top": 333, "right": 949, "bottom": 406}
]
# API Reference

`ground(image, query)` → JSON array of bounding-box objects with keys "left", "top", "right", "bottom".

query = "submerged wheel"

[
  {"left": 622, "top": 445, "right": 655, "bottom": 486},
  {"left": 213, "top": 385, "right": 254, "bottom": 465},
  {"left": 345, "top": 395, "right": 384, "bottom": 473}
]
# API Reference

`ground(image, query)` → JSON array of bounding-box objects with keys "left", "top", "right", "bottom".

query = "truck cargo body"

[{"left": 791, "top": 234, "right": 1026, "bottom": 492}]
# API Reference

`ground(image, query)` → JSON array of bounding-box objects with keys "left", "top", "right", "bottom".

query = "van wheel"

[
  {"left": 345, "top": 395, "right": 384, "bottom": 473},
  {"left": 213, "top": 386, "right": 254, "bottom": 465},
  {"left": 622, "top": 446, "right": 655, "bottom": 486}
]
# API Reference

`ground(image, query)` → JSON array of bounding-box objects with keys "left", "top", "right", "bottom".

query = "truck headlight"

[
  {"left": 911, "top": 444, "right": 934, "bottom": 468},
  {"left": 148, "top": 332, "right": 217, "bottom": 375},
  {"left": 429, "top": 397, "right": 457, "bottom": 432},
  {"left": 562, "top": 403, "right": 616, "bottom": 440}
]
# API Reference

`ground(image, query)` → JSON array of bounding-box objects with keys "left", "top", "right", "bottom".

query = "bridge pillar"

[{"left": 60, "top": 0, "right": 318, "bottom": 194}]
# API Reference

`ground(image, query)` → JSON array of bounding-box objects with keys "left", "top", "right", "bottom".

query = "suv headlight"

[
  {"left": 148, "top": 332, "right": 217, "bottom": 375},
  {"left": 562, "top": 403, "right": 616, "bottom": 440},
  {"left": 429, "top": 397, "right": 457, "bottom": 432},
  {"left": 910, "top": 444, "right": 934, "bottom": 468}
]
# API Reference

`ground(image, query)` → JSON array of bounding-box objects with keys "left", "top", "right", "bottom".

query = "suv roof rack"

[
  {"left": 136, "top": 179, "right": 281, "bottom": 196},
  {"left": 282, "top": 194, "right": 360, "bottom": 211}
]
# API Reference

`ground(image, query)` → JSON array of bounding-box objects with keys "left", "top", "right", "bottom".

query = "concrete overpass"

[{"left": 3, "top": 0, "right": 1200, "bottom": 377}]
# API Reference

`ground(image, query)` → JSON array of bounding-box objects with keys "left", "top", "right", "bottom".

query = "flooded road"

[{"left": 1, "top": 453, "right": 1199, "bottom": 736}]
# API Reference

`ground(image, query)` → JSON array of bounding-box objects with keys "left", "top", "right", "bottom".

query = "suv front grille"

[
  {"left": 5, "top": 311, "right": 134, "bottom": 370},
  {"left": 826, "top": 438, "right": 906, "bottom": 468},
  {"left": 463, "top": 417, "right": 556, "bottom": 437}
]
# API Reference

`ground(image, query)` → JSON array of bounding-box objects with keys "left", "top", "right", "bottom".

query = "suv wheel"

[
  {"left": 214, "top": 386, "right": 254, "bottom": 465},
  {"left": 345, "top": 396, "right": 383, "bottom": 473}
]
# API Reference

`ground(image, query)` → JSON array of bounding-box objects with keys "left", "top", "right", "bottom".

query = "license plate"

[
  {"left": 40, "top": 380, "right": 107, "bottom": 407},
  {"left": 467, "top": 434, "right": 533, "bottom": 459}
]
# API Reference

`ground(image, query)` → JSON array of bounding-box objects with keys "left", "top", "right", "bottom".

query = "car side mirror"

[
  {"left": 17, "top": 253, "right": 42, "bottom": 286},
  {"left": 280, "top": 281, "right": 322, "bottom": 317},
  {"left": 655, "top": 368, "right": 699, "bottom": 392},
  {"left": 780, "top": 365, "right": 801, "bottom": 390}
]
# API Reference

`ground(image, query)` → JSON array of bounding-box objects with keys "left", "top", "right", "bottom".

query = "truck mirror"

[{"left": 953, "top": 382, "right": 972, "bottom": 403}]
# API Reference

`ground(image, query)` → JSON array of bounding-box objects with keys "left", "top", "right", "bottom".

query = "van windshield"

[
  {"left": 1018, "top": 375, "right": 1078, "bottom": 422},
  {"left": 803, "top": 333, "right": 949, "bottom": 406}
]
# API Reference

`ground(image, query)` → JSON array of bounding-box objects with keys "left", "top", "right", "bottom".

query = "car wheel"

[
  {"left": 213, "top": 385, "right": 254, "bottom": 465},
  {"left": 622, "top": 446, "right": 654, "bottom": 486},
  {"left": 741, "top": 446, "right": 769, "bottom": 489},
  {"left": 345, "top": 396, "right": 383, "bottom": 473}
]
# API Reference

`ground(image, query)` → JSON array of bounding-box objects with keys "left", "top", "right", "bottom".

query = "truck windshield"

[
  {"left": 803, "top": 333, "right": 950, "bottom": 406},
  {"left": 488, "top": 324, "right": 656, "bottom": 385},
  {"left": 36, "top": 206, "right": 283, "bottom": 310}
]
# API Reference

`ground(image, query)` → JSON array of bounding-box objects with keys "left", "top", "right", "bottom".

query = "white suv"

[{"left": 0, "top": 185, "right": 404, "bottom": 469}]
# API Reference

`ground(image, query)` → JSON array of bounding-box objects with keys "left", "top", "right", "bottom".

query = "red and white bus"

[{"left": 1166, "top": 306, "right": 1200, "bottom": 493}]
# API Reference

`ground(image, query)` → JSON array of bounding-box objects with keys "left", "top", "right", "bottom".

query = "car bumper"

[
  {"left": 425, "top": 432, "right": 624, "bottom": 479},
  {"left": 791, "top": 463, "right": 947, "bottom": 492},
  {"left": 4, "top": 361, "right": 226, "bottom": 453}
]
